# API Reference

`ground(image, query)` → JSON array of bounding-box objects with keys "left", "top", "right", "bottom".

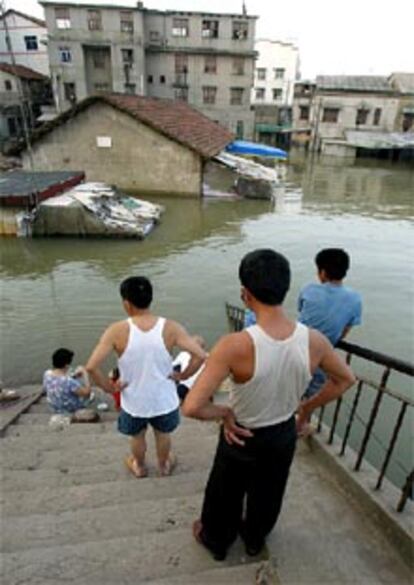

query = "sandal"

[{"left": 159, "top": 453, "right": 177, "bottom": 476}]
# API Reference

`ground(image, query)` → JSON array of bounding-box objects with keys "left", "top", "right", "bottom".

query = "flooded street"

[{"left": 1, "top": 153, "right": 413, "bottom": 486}]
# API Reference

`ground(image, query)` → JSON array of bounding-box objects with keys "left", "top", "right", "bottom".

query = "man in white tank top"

[
  {"left": 86, "top": 276, "right": 206, "bottom": 478},
  {"left": 183, "top": 249, "right": 355, "bottom": 561}
]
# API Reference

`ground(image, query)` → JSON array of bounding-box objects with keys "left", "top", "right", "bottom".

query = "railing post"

[
  {"left": 340, "top": 379, "right": 363, "bottom": 456},
  {"left": 354, "top": 368, "right": 390, "bottom": 472},
  {"left": 328, "top": 396, "right": 342, "bottom": 444},
  {"left": 397, "top": 470, "right": 414, "bottom": 513},
  {"left": 375, "top": 401, "right": 408, "bottom": 490},
  {"left": 317, "top": 405, "right": 325, "bottom": 433}
]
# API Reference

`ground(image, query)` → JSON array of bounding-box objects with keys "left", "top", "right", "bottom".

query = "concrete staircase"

[
  {"left": 1, "top": 393, "right": 271, "bottom": 585},
  {"left": 1, "top": 390, "right": 412, "bottom": 584}
]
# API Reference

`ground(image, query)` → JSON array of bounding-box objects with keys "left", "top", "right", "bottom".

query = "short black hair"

[
  {"left": 239, "top": 249, "right": 291, "bottom": 305},
  {"left": 315, "top": 248, "right": 350, "bottom": 280},
  {"left": 52, "top": 348, "right": 74, "bottom": 368},
  {"left": 120, "top": 276, "right": 153, "bottom": 309}
]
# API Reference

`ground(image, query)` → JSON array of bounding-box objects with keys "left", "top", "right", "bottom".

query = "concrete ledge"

[{"left": 305, "top": 426, "right": 413, "bottom": 569}]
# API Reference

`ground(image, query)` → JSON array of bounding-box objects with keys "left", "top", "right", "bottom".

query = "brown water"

[{"left": 1, "top": 153, "right": 413, "bottom": 486}]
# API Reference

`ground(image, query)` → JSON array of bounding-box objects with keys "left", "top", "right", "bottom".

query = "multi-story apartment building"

[
  {"left": 0, "top": 9, "right": 50, "bottom": 76},
  {"left": 252, "top": 39, "right": 299, "bottom": 106},
  {"left": 291, "top": 76, "right": 402, "bottom": 155},
  {"left": 41, "top": 1, "right": 257, "bottom": 138}
]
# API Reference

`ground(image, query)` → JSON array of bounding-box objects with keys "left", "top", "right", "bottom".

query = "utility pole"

[{"left": 1, "top": 0, "right": 34, "bottom": 169}]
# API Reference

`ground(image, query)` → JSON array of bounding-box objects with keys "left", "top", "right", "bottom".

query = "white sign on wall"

[{"left": 96, "top": 136, "right": 112, "bottom": 148}]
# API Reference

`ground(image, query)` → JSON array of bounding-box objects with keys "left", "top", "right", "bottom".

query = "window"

[
  {"left": 202, "top": 86, "right": 217, "bottom": 105},
  {"left": 202, "top": 19, "right": 219, "bottom": 38},
  {"left": 4, "top": 79, "right": 12, "bottom": 91},
  {"left": 299, "top": 105, "right": 309, "bottom": 121},
  {"left": 232, "top": 57, "right": 244, "bottom": 76},
  {"left": 94, "top": 82, "right": 110, "bottom": 92},
  {"left": 232, "top": 21, "right": 248, "bottom": 40},
  {"left": 24, "top": 36, "right": 38, "bottom": 51},
  {"left": 402, "top": 113, "right": 414, "bottom": 132},
  {"left": 272, "top": 88, "right": 282, "bottom": 100},
  {"left": 63, "top": 82, "right": 76, "bottom": 102},
  {"left": 160, "top": 75, "right": 166, "bottom": 84},
  {"left": 147, "top": 75, "right": 153, "bottom": 83},
  {"left": 120, "top": 11, "right": 134, "bottom": 33},
  {"left": 121, "top": 49, "right": 134, "bottom": 65},
  {"left": 124, "top": 83, "right": 136, "bottom": 94},
  {"left": 175, "top": 87, "right": 188, "bottom": 102},
  {"left": 55, "top": 7, "right": 71, "bottom": 29},
  {"left": 356, "top": 108, "right": 369, "bottom": 125},
  {"left": 274, "top": 68, "right": 285, "bottom": 79},
  {"left": 322, "top": 108, "right": 340, "bottom": 123},
  {"left": 92, "top": 49, "right": 106, "bottom": 69},
  {"left": 255, "top": 88, "right": 265, "bottom": 100},
  {"left": 204, "top": 55, "right": 217, "bottom": 74},
  {"left": 172, "top": 18, "right": 189, "bottom": 37},
  {"left": 88, "top": 10, "right": 102, "bottom": 31},
  {"left": 59, "top": 47, "right": 72, "bottom": 63},
  {"left": 257, "top": 68, "right": 266, "bottom": 80},
  {"left": 149, "top": 30, "right": 160, "bottom": 42},
  {"left": 175, "top": 53, "right": 188, "bottom": 74},
  {"left": 230, "top": 87, "right": 244, "bottom": 105},
  {"left": 373, "top": 108, "right": 381, "bottom": 126}
]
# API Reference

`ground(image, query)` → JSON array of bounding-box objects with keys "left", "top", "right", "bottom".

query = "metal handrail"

[{"left": 225, "top": 303, "right": 414, "bottom": 512}]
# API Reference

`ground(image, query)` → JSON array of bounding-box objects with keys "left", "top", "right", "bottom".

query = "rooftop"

[
  {"left": 19, "top": 93, "right": 233, "bottom": 159},
  {"left": 0, "top": 8, "right": 46, "bottom": 28},
  {"left": 0, "top": 62, "right": 47, "bottom": 81},
  {"left": 389, "top": 72, "right": 414, "bottom": 95},
  {"left": 316, "top": 75, "right": 391, "bottom": 93}
]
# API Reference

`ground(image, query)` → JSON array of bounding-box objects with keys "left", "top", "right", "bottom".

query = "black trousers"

[{"left": 200, "top": 416, "right": 297, "bottom": 555}]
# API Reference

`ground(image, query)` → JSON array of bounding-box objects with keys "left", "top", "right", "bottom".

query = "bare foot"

[
  {"left": 159, "top": 453, "right": 177, "bottom": 476},
  {"left": 125, "top": 455, "right": 147, "bottom": 478}
]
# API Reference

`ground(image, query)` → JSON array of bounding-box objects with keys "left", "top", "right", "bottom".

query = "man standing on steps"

[
  {"left": 86, "top": 276, "right": 206, "bottom": 478},
  {"left": 182, "top": 249, "right": 355, "bottom": 561}
]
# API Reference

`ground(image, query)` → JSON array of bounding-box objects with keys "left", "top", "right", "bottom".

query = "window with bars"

[
  {"left": 255, "top": 88, "right": 265, "bottom": 100},
  {"left": 88, "top": 10, "right": 102, "bottom": 31},
  {"left": 202, "top": 19, "right": 219, "bottom": 38},
  {"left": 230, "top": 87, "right": 244, "bottom": 105},
  {"left": 232, "top": 57, "right": 245, "bottom": 76},
  {"left": 202, "top": 86, "right": 217, "bottom": 105},
  {"left": 272, "top": 88, "right": 282, "bottom": 100},
  {"left": 172, "top": 18, "right": 189, "bottom": 37},
  {"left": 120, "top": 11, "right": 134, "bottom": 33},
  {"left": 322, "top": 108, "right": 340, "bottom": 123},
  {"left": 299, "top": 105, "right": 309, "bottom": 120},
  {"left": 175, "top": 54, "right": 188, "bottom": 74},
  {"left": 175, "top": 87, "right": 188, "bottom": 102},
  {"left": 232, "top": 21, "right": 248, "bottom": 40},
  {"left": 274, "top": 68, "right": 285, "bottom": 79},
  {"left": 257, "top": 68, "right": 266, "bottom": 80},
  {"left": 59, "top": 47, "right": 72, "bottom": 63},
  {"left": 55, "top": 7, "right": 71, "bottom": 29},
  {"left": 121, "top": 49, "right": 134, "bottom": 65},
  {"left": 4, "top": 80, "right": 13, "bottom": 91},
  {"left": 94, "top": 82, "right": 110, "bottom": 92},
  {"left": 204, "top": 55, "right": 217, "bottom": 74},
  {"left": 92, "top": 49, "right": 106, "bottom": 69},
  {"left": 24, "top": 36, "right": 38, "bottom": 51}
]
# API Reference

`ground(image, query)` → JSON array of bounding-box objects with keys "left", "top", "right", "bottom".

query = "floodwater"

[{"left": 1, "top": 152, "right": 413, "bottom": 486}]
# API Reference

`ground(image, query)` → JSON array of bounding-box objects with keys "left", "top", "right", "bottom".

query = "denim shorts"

[{"left": 118, "top": 407, "right": 180, "bottom": 436}]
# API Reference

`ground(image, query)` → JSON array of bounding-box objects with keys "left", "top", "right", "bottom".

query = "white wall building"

[
  {"left": 252, "top": 39, "right": 299, "bottom": 106},
  {"left": 0, "top": 9, "right": 49, "bottom": 76}
]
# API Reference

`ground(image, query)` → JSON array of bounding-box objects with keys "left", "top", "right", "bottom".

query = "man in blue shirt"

[{"left": 298, "top": 248, "right": 362, "bottom": 398}]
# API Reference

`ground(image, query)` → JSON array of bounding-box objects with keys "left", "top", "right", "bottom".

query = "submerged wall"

[{"left": 22, "top": 103, "right": 202, "bottom": 196}]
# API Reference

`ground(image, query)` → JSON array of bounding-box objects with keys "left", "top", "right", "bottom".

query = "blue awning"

[{"left": 225, "top": 140, "right": 288, "bottom": 159}]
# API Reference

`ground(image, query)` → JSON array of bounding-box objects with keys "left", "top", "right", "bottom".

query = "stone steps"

[
  {"left": 2, "top": 527, "right": 261, "bottom": 585},
  {"left": 2, "top": 470, "right": 209, "bottom": 517}
]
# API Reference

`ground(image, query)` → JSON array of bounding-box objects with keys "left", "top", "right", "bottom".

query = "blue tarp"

[{"left": 225, "top": 140, "right": 288, "bottom": 159}]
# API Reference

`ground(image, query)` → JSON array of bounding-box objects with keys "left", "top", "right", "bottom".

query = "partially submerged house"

[{"left": 16, "top": 94, "right": 233, "bottom": 196}]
